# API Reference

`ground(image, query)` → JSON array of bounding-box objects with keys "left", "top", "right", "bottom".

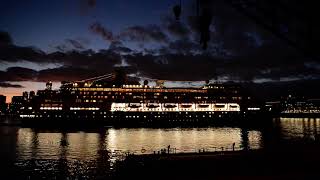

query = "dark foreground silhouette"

[{"left": 113, "top": 140, "right": 320, "bottom": 180}]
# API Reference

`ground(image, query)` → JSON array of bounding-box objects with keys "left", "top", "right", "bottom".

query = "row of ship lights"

[
  {"left": 73, "top": 83, "right": 149, "bottom": 88},
  {"left": 24, "top": 106, "right": 258, "bottom": 111},
  {"left": 72, "top": 83, "right": 223, "bottom": 89}
]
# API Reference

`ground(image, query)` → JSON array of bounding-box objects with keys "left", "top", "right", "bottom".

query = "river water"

[{"left": 1, "top": 117, "right": 320, "bottom": 179}]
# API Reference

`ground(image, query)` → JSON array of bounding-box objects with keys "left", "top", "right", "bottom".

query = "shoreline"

[{"left": 112, "top": 143, "right": 320, "bottom": 179}]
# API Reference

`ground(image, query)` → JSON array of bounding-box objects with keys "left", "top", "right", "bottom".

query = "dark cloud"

[
  {"left": 120, "top": 25, "right": 168, "bottom": 43},
  {"left": 0, "top": 66, "right": 118, "bottom": 83},
  {"left": 162, "top": 16, "right": 190, "bottom": 39},
  {"left": 0, "top": 67, "right": 38, "bottom": 82},
  {"left": 46, "top": 50, "right": 121, "bottom": 70},
  {"left": 54, "top": 44, "right": 69, "bottom": 52},
  {"left": 0, "top": 82, "right": 24, "bottom": 88},
  {"left": 37, "top": 66, "right": 101, "bottom": 82},
  {"left": 0, "top": 45, "right": 46, "bottom": 63},
  {"left": 0, "top": 31, "right": 122, "bottom": 70},
  {"left": 0, "top": 31, "right": 12, "bottom": 46},
  {"left": 2, "top": 0, "right": 320, "bottom": 88},
  {"left": 183, "top": 0, "right": 271, "bottom": 54},
  {"left": 89, "top": 22, "right": 117, "bottom": 42},
  {"left": 125, "top": 53, "right": 218, "bottom": 81},
  {"left": 124, "top": 50, "right": 320, "bottom": 82},
  {"left": 167, "top": 39, "right": 202, "bottom": 54},
  {"left": 52, "top": 38, "right": 90, "bottom": 52},
  {"left": 108, "top": 41, "right": 132, "bottom": 54},
  {"left": 65, "top": 39, "right": 85, "bottom": 49}
]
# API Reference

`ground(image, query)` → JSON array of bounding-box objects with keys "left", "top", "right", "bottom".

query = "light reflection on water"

[
  {"left": 5, "top": 127, "right": 262, "bottom": 178},
  {"left": 277, "top": 118, "right": 320, "bottom": 140},
  {"left": 16, "top": 127, "right": 260, "bottom": 160},
  {"left": 1, "top": 118, "right": 320, "bottom": 178}
]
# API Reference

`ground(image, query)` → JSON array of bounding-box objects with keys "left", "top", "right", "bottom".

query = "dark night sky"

[{"left": 0, "top": 0, "right": 319, "bottom": 102}]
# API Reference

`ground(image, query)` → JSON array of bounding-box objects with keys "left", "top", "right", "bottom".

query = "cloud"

[
  {"left": 2, "top": 0, "right": 320, "bottom": 88},
  {"left": 120, "top": 25, "right": 168, "bottom": 43},
  {"left": 167, "top": 39, "right": 202, "bottom": 54},
  {"left": 0, "top": 45, "right": 46, "bottom": 63},
  {"left": 89, "top": 22, "right": 117, "bottom": 42},
  {"left": 0, "top": 66, "right": 117, "bottom": 83},
  {"left": 0, "top": 31, "right": 122, "bottom": 69},
  {"left": 162, "top": 16, "right": 190, "bottom": 39},
  {"left": 0, "top": 67, "right": 38, "bottom": 82},
  {"left": 0, "top": 82, "right": 24, "bottom": 88},
  {"left": 37, "top": 66, "right": 102, "bottom": 82},
  {"left": 0, "top": 31, "right": 12, "bottom": 45},
  {"left": 108, "top": 41, "right": 133, "bottom": 54},
  {"left": 65, "top": 39, "right": 85, "bottom": 49},
  {"left": 54, "top": 44, "right": 69, "bottom": 52}
]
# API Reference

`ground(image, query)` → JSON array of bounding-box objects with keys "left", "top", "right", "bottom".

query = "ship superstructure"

[{"left": 17, "top": 72, "right": 261, "bottom": 126}]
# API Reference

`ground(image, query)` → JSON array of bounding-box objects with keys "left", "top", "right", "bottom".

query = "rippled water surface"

[{"left": 1, "top": 117, "right": 320, "bottom": 179}]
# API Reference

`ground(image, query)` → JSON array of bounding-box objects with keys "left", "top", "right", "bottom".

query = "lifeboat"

[
  {"left": 146, "top": 104, "right": 160, "bottom": 108},
  {"left": 198, "top": 104, "right": 210, "bottom": 108},
  {"left": 214, "top": 104, "right": 226, "bottom": 108},
  {"left": 180, "top": 104, "right": 192, "bottom": 108},
  {"left": 129, "top": 104, "right": 141, "bottom": 108},
  {"left": 229, "top": 105, "right": 238, "bottom": 108},
  {"left": 164, "top": 104, "right": 177, "bottom": 108}
]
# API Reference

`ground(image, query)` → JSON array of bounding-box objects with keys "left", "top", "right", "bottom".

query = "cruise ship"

[{"left": 16, "top": 71, "right": 263, "bottom": 127}]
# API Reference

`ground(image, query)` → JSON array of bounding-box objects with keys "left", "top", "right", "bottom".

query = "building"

[
  {"left": 0, "top": 95, "right": 6, "bottom": 114},
  {"left": 9, "top": 96, "right": 25, "bottom": 114}
]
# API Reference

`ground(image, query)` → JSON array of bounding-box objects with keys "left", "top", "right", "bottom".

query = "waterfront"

[{"left": 1, "top": 117, "right": 320, "bottom": 179}]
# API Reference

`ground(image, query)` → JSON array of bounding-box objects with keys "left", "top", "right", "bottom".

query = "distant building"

[
  {"left": 0, "top": 95, "right": 6, "bottom": 114},
  {"left": 10, "top": 96, "right": 24, "bottom": 114},
  {"left": 29, "top": 91, "right": 35, "bottom": 100},
  {"left": 281, "top": 95, "right": 320, "bottom": 114},
  {"left": 23, "top": 91, "right": 29, "bottom": 101}
]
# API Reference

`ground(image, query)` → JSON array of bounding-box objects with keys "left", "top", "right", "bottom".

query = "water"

[{"left": 1, "top": 117, "right": 320, "bottom": 179}]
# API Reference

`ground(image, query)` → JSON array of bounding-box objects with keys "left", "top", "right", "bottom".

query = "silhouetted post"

[
  {"left": 232, "top": 143, "right": 235, "bottom": 151},
  {"left": 167, "top": 145, "right": 170, "bottom": 154}
]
